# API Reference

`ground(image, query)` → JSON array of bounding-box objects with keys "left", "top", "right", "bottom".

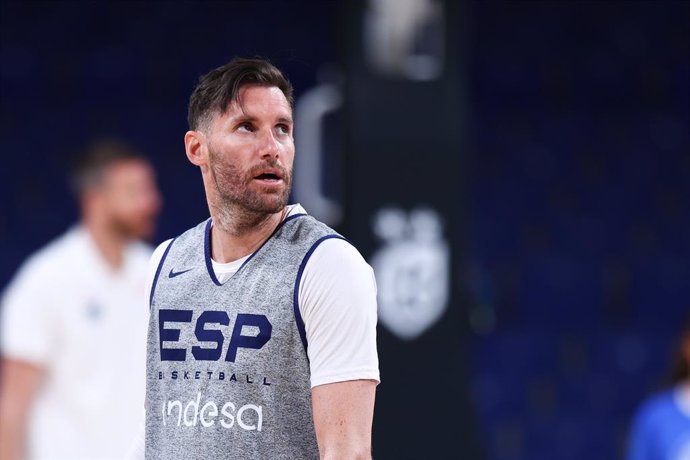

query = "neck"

[
  {"left": 210, "top": 205, "right": 287, "bottom": 263},
  {"left": 83, "top": 216, "right": 128, "bottom": 270}
]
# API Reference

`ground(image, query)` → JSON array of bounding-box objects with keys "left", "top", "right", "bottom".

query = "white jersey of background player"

[{"left": 0, "top": 140, "right": 161, "bottom": 460}]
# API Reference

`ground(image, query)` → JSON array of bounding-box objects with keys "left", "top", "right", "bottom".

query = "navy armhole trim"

[
  {"left": 293, "top": 234, "right": 347, "bottom": 356},
  {"left": 204, "top": 218, "right": 222, "bottom": 286},
  {"left": 149, "top": 238, "right": 177, "bottom": 309}
]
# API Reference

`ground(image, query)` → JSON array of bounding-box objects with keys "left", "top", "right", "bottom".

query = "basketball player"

[
  {"left": 141, "top": 58, "right": 379, "bottom": 459},
  {"left": 627, "top": 321, "right": 690, "bottom": 460},
  {"left": 0, "top": 141, "right": 162, "bottom": 460}
]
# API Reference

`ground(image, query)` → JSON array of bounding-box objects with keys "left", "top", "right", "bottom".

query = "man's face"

[
  {"left": 204, "top": 85, "right": 294, "bottom": 215},
  {"left": 100, "top": 159, "right": 162, "bottom": 240}
]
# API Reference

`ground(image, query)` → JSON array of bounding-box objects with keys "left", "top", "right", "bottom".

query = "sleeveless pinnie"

[{"left": 145, "top": 214, "right": 343, "bottom": 459}]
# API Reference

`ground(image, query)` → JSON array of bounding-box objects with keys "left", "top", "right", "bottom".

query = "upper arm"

[
  {"left": 0, "top": 256, "right": 52, "bottom": 434},
  {"left": 298, "top": 237, "right": 380, "bottom": 457},
  {"left": 312, "top": 380, "right": 377, "bottom": 460},
  {"left": 299, "top": 238, "right": 380, "bottom": 388},
  {"left": 1, "top": 259, "right": 55, "bottom": 365}
]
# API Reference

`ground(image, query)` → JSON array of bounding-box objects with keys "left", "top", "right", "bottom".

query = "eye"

[
  {"left": 237, "top": 122, "right": 254, "bottom": 133},
  {"left": 276, "top": 124, "right": 290, "bottom": 135}
]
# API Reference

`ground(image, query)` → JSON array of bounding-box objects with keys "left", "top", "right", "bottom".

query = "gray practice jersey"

[{"left": 145, "top": 213, "right": 342, "bottom": 459}]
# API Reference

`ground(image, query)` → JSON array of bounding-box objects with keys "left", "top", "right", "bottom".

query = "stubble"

[{"left": 208, "top": 146, "right": 292, "bottom": 235}]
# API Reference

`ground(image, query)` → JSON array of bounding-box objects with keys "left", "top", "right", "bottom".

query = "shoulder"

[
  {"left": 6, "top": 228, "right": 81, "bottom": 287},
  {"left": 307, "top": 237, "right": 371, "bottom": 274},
  {"left": 145, "top": 218, "right": 207, "bottom": 273},
  {"left": 164, "top": 219, "right": 211, "bottom": 253},
  {"left": 299, "top": 237, "right": 376, "bottom": 301},
  {"left": 632, "top": 389, "right": 676, "bottom": 429},
  {"left": 123, "top": 240, "right": 155, "bottom": 274},
  {"left": 155, "top": 219, "right": 210, "bottom": 255},
  {"left": 286, "top": 210, "right": 372, "bottom": 281},
  {"left": 280, "top": 213, "right": 340, "bottom": 247},
  {"left": 1, "top": 229, "right": 82, "bottom": 323},
  {"left": 278, "top": 205, "right": 339, "bottom": 244},
  {"left": 128, "top": 240, "right": 155, "bottom": 260},
  {"left": 149, "top": 238, "right": 175, "bottom": 268}
]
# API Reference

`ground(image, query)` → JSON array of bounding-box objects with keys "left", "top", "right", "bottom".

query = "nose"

[
  {"left": 257, "top": 128, "right": 280, "bottom": 160},
  {"left": 149, "top": 186, "right": 163, "bottom": 215}
]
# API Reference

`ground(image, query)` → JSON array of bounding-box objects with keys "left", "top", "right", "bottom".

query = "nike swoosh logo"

[{"left": 169, "top": 268, "right": 193, "bottom": 278}]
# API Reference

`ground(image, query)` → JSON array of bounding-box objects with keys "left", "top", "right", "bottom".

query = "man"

[
  {"left": 0, "top": 140, "right": 162, "bottom": 460},
  {"left": 627, "top": 319, "right": 690, "bottom": 460},
  {"left": 143, "top": 57, "right": 379, "bottom": 459}
]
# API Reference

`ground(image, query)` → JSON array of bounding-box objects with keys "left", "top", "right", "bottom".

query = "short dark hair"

[
  {"left": 187, "top": 57, "right": 294, "bottom": 130},
  {"left": 71, "top": 139, "right": 146, "bottom": 194}
]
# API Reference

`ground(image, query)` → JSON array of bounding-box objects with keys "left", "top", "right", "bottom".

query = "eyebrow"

[{"left": 232, "top": 114, "right": 293, "bottom": 125}]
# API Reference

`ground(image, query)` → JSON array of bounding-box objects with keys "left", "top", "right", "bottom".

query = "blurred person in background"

[
  {"left": 628, "top": 321, "right": 690, "bottom": 460},
  {"left": 0, "top": 140, "right": 162, "bottom": 460}
]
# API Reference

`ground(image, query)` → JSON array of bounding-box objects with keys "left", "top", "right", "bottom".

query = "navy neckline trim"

[{"left": 204, "top": 212, "right": 309, "bottom": 286}]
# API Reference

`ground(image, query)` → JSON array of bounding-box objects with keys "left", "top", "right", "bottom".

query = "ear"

[{"left": 185, "top": 130, "right": 207, "bottom": 167}]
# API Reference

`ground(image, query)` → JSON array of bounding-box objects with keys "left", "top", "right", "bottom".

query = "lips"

[{"left": 252, "top": 166, "right": 284, "bottom": 183}]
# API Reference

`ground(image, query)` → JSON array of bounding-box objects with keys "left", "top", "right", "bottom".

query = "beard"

[
  {"left": 110, "top": 213, "right": 157, "bottom": 242},
  {"left": 208, "top": 145, "right": 292, "bottom": 223}
]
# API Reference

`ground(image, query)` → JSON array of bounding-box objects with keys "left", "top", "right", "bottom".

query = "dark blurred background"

[{"left": 1, "top": 1, "right": 688, "bottom": 459}]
